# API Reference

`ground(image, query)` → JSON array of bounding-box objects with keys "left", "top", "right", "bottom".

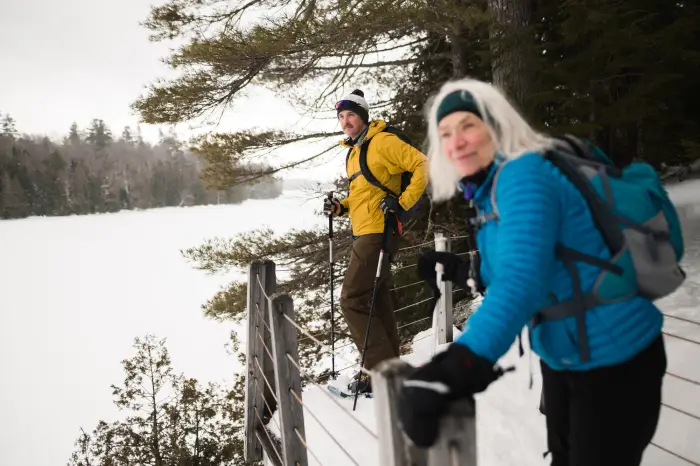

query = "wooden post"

[
  {"left": 259, "top": 261, "right": 278, "bottom": 423},
  {"left": 244, "top": 260, "right": 265, "bottom": 462},
  {"left": 256, "top": 427, "right": 284, "bottom": 466},
  {"left": 374, "top": 358, "right": 478, "bottom": 466},
  {"left": 268, "top": 293, "right": 308, "bottom": 466},
  {"left": 373, "top": 358, "right": 428, "bottom": 466},
  {"left": 434, "top": 231, "right": 454, "bottom": 345},
  {"left": 427, "top": 398, "right": 477, "bottom": 466},
  {"left": 245, "top": 260, "right": 278, "bottom": 463}
]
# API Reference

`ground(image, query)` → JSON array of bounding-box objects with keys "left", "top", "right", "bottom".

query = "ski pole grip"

[{"left": 326, "top": 191, "right": 335, "bottom": 218}]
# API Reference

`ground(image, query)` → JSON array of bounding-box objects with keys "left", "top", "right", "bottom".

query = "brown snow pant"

[{"left": 340, "top": 232, "right": 401, "bottom": 370}]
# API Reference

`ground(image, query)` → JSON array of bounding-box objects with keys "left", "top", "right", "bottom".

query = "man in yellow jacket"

[{"left": 324, "top": 89, "right": 428, "bottom": 394}]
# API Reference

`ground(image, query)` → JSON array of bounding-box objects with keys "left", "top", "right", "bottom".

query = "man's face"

[{"left": 338, "top": 110, "right": 367, "bottom": 140}]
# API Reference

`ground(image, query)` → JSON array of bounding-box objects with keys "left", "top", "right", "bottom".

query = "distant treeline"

[{"left": 0, "top": 115, "right": 282, "bottom": 220}]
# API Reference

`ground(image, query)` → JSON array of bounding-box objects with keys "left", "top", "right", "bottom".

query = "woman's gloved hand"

[
  {"left": 417, "top": 251, "right": 470, "bottom": 299},
  {"left": 397, "top": 343, "right": 513, "bottom": 448}
]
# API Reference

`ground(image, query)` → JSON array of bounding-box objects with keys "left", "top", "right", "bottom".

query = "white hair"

[{"left": 425, "top": 78, "right": 555, "bottom": 202}]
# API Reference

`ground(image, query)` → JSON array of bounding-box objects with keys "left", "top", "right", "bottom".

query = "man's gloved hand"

[
  {"left": 398, "top": 343, "right": 512, "bottom": 448},
  {"left": 380, "top": 195, "right": 401, "bottom": 214},
  {"left": 323, "top": 197, "right": 344, "bottom": 216},
  {"left": 417, "top": 251, "right": 470, "bottom": 300}
]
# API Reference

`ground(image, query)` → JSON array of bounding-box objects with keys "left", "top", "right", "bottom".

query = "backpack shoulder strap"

[
  {"left": 359, "top": 137, "right": 397, "bottom": 196},
  {"left": 489, "top": 163, "right": 506, "bottom": 220},
  {"left": 470, "top": 162, "right": 504, "bottom": 227},
  {"left": 544, "top": 138, "right": 625, "bottom": 255},
  {"left": 382, "top": 125, "right": 413, "bottom": 146},
  {"left": 349, "top": 126, "right": 414, "bottom": 197},
  {"left": 346, "top": 147, "right": 363, "bottom": 183}
]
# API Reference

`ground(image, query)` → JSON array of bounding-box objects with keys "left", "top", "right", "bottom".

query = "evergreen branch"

[
  {"left": 219, "top": 143, "right": 341, "bottom": 188},
  {"left": 323, "top": 37, "right": 429, "bottom": 57},
  {"left": 305, "top": 56, "right": 436, "bottom": 71}
]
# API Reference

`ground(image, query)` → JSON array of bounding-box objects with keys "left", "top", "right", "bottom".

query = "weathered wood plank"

[
  {"left": 373, "top": 358, "right": 428, "bottom": 466},
  {"left": 256, "top": 426, "right": 284, "bottom": 466},
  {"left": 427, "top": 397, "right": 477, "bottom": 466},
  {"left": 268, "top": 293, "right": 308, "bottom": 466},
  {"left": 374, "top": 356, "right": 478, "bottom": 466},
  {"left": 259, "top": 260, "right": 278, "bottom": 423},
  {"left": 244, "top": 260, "right": 264, "bottom": 462}
]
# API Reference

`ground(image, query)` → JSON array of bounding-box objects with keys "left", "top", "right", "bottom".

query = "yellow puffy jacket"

[{"left": 339, "top": 120, "right": 428, "bottom": 236}]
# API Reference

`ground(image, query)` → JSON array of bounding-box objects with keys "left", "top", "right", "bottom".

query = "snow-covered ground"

[
  {"left": 292, "top": 179, "right": 700, "bottom": 466},
  {"left": 0, "top": 192, "right": 324, "bottom": 466}
]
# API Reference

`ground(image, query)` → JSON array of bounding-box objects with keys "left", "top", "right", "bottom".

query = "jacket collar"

[{"left": 458, "top": 154, "right": 505, "bottom": 204}]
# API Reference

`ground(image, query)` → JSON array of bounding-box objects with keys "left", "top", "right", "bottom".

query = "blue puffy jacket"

[{"left": 455, "top": 152, "right": 663, "bottom": 371}]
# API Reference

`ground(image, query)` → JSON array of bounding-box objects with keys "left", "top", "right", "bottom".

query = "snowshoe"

[
  {"left": 326, "top": 371, "right": 373, "bottom": 399},
  {"left": 327, "top": 385, "right": 373, "bottom": 399}
]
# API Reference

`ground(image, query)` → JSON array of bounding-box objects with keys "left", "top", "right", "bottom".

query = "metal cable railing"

[
  {"left": 666, "top": 371, "right": 700, "bottom": 388},
  {"left": 294, "top": 426, "right": 324, "bottom": 466},
  {"left": 397, "top": 239, "right": 435, "bottom": 252},
  {"left": 391, "top": 279, "right": 424, "bottom": 292},
  {"left": 284, "top": 354, "right": 377, "bottom": 439},
  {"left": 664, "top": 313, "right": 700, "bottom": 327},
  {"left": 281, "top": 312, "right": 373, "bottom": 379},
  {"left": 662, "top": 331, "right": 700, "bottom": 346},
  {"left": 289, "top": 388, "right": 360, "bottom": 466},
  {"left": 254, "top": 405, "right": 284, "bottom": 464},
  {"left": 394, "top": 296, "right": 433, "bottom": 313},
  {"left": 650, "top": 441, "right": 700, "bottom": 466}
]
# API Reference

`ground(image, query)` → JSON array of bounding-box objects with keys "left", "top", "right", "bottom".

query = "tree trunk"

[
  {"left": 149, "top": 355, "right": 164, "bottom": 466},
  {"left": 487, "top": 0, "right": 532, "bottom": 111},
  {"left": 194, "top": 408, "right": 200, "bottom": 466},
  {"left": 449, "top": 23, "right": 471, "bottom": 79}
]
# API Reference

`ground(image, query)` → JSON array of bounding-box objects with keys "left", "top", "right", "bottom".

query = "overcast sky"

[{"left": 0, "top": 0, "right": 347, "bottom": 181}]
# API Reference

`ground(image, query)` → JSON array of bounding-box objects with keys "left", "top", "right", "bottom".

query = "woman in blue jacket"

[{"left": 399, "top": 78, "right": 669, "bottom": 466}]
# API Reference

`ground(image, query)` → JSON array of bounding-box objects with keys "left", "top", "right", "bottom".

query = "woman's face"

[{"left": 438, "top": 111, "right": 495, "bottom": 177}]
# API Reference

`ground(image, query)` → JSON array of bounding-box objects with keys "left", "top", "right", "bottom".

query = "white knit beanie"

[{"left": 335, "top": 89, "right": 370, "bottom": 123}]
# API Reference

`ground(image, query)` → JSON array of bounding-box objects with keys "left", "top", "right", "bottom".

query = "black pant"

[{"left": 541, "top": 335, "right": 666, "bottom": 466}]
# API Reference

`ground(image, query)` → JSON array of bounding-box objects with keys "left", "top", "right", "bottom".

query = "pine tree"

[
  {"left": 68, "top": 335, "right": 246, "bottom": 466},
  {"left": 86, "top": 119, "right": 113, "bottom": 149},
  {"left": 136, "top": 125, "right": 147, "bottom": 148},
  {"left": 0, "top": 171, "right": 28, "bottom": 218},
  {"left": 1, "top": 114, "right": 18, "bottom": 139},
  {"left": 121, "top": 126, "right": 134, "bottom": 145},
  {"left": 67, "top": 122, "right": 81, "bottom": 145}
]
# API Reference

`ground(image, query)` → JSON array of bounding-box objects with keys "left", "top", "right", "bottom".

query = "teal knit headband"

[{"left": 436, "top": 90, "right": 483, "bottom": 124}]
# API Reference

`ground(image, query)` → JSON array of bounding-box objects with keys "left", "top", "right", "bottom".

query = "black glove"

[
  {"left": 380, "top": 195, "right": 401, "bottom": 214},
  {"left": 323, "top": 197, "right": 344, "bottom": 216},
  {"left": 417, "top": 251, "right": 470, "bottom": 300},
  {"left": 398, "top": 343, "right": 512, "bottom": 448}
]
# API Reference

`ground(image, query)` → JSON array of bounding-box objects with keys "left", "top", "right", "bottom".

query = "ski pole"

[
  {"left": 327, "top": 192, "right": 337, "bottom": 379},
  {"left": 353, "top": 213, "right": 392, "bottom": 411}
]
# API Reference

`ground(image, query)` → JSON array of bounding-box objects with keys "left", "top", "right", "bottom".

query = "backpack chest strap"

[{"left": 532, "top": 244, "right": 625, "bottom": 363}]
